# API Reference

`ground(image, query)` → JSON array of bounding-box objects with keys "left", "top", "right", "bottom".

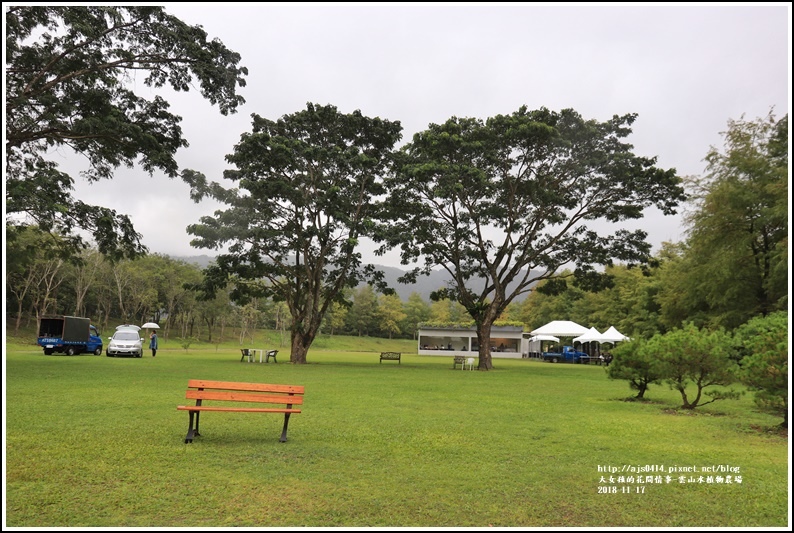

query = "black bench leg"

[
  {"left": 184, "top": 411, "right": 202, "bottom": 444},
  {"left": 185, "top": 411, "right": 196, "bottom": 443},
  {"left": 280, "top": 412, "right": 292, "bottom": 442}
]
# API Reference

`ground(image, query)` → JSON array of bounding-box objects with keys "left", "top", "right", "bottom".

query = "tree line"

[{"left": 4, "top": 232, "right": 461, "bottom": 343}]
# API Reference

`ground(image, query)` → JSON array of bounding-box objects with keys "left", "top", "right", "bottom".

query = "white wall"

[{"left": 417, "top": 327, "right": 524, "bottom": 358}]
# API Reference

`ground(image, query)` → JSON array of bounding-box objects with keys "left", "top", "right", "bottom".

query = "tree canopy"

[
  {"left": 184, "top": 103, "right": 403, "bottom": 363},
  {"left": 664, "top": 111, "right": 788, "bottom": 329},
  {"left": 649, "top": 323, "right": 739, "bottom": 410},
  {"left": 607, "top": 338, "right": 664, "bottom": 399},
  {"left": 5, "top": 6, "right": 247, "bottom": 261},
  {"left": 381, "top": 106, "right": 685, "bottom": 369},
  {"left": 733, "top": 311, "right": 789, "bottom": 428}
]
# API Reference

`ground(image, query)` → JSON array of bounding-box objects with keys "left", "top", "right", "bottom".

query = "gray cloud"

[{"left": 62, "top": 3, "right": 789, "bottom": 263}]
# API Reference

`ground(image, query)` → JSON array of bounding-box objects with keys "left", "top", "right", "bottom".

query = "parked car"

[
  {"left": 115, "top": 324, "right": 141, "bottom": 332},
  {"left": 106, "top": 328, "right": 144, "bottom": 357}
]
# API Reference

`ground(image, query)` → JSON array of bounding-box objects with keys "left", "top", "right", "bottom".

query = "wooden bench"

[
  {"left": 379, "top": 351, "right": 401, "bottom": 364},
  {"left": 453, "top": 356, "right": 466, "bottom": 369},
  {"left": 176, "top": 379, "right": 304, "bottom": 443}
]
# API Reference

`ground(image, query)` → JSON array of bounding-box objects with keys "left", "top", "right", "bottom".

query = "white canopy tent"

[
  {"left": 523, "top": 333, "right": 562, "bottom": 358},
  {"left": 599, "top": 326, "right": 629, "bottom": 343},
  {"left": 530, "top": 334, "right": 560, "bottom": 343},
  {"left": 572, "top": 327, "right": 602, "bottom": 343},
  {"left": 572, "top": 326, "right": 605, "bottom": 357},
  {"left": 530, "top": 320, "right": 589, "bottom": 337}
]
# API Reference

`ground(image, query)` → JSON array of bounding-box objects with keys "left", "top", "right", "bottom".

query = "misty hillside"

[{"left": 174, "top": 255, "right": 533, "bottom": 302}]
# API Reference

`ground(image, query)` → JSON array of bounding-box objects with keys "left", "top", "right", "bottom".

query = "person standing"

[{"left": 150, "top": 330, "right": 158, "bottom": 357}]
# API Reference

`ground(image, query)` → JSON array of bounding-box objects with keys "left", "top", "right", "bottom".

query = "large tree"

[
  {"left": 667, "top": 111, "right": 788, "bottom": 329},
  {"left": 382, "top": 106, "right": 684, "bottom": 369},
  {"left": 184, "top": 103, "right": 402, "bottom": 363},
  {"left": 5, "top": 6, "right": 247, "bottom": 260}
]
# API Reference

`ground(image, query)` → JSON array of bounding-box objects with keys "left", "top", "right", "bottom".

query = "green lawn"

[{"left": 4, "top": 336, "right": 789, "bottom": 527}]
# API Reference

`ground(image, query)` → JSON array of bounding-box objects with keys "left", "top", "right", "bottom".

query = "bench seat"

[
  {"left": 177, "top": 379, "right": 304, "bottom": 443},
  {"left": 379, "top": 351, "right": 401, "bottom": 364}
]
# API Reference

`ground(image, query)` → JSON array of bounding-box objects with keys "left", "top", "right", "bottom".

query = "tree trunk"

[
  {"left": 475, "top": 322, "right": 494, "bottom": 370},
  {"left": 15, "top": 301, "right": 24, "bottom": 333},
  {"left": 290, "top": 331, "right": 309, "bottom": 364},
  {"left": 678, "top": 385, "right": 694, "bottom": 409},
  {"left": 204, "top": 317, "right": 214, "bottom": 343},
  {"left": 635, "top": 382, "right": 647, "bottom": 398},
  {"left": 689, "top": 384, "right": 704, "bottom": 409},
  {"left": 289, "top": 315, "right": 322, "bottom": 364}
]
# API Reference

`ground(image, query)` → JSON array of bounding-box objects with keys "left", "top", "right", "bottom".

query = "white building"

[{"left": 416, "top": 324, "right": 525, "bottom": 359}]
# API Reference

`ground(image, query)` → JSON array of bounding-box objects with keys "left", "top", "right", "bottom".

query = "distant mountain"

[
  {"left": 363, "top": 265, "right": 536, "bottom": 302},
  {"left": 175, "top": 254, "right": 217, "bottom": 269},
  {"left": 368, "top": 265, "right": 454, "bottom": 301},
  {"left": 172, "top": 255, "right": 533, "bottom": 302}
]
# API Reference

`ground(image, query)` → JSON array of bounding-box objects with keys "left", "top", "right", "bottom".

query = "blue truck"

[
  {"left": 541, "top": 345, "right": 588, "bottom": 363},
  {"left": 37, "top": 315, "right": 103, "bottom": 356}
]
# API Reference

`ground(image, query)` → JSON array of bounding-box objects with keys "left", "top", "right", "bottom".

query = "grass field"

[{"left": 4, "top": 332, "right": 790, "bottom": 528}]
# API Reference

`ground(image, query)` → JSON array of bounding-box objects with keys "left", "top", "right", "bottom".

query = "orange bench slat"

[
  {"left": 187, "top": 379, "right": 304, "bottom": 394},
  {"left": 177, "top": 406, "right": 301, "bottom": 413},
  {"left": 185, "top": 390, "right": 304, "bottom": 404}
]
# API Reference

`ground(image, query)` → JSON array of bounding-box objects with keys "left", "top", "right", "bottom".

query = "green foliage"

[
  {"left": 5, "top": 6, "right": 248, "bottom": 261},
  {"left": 521, "top": 264, "right": 665, "bottom": 338},
  {"left": 418, "top": 319, "right": 524, "bottom": 329},
  {"left": 346, "top": 285, "right": 380, "bottom": 336},
  {"left": 382, "top": 106, "right": 684, "bottom": 367},
  {"left": 400, "top": 292, "right": 431, "bottom": 338},
  {"left": 376, "top": 293, "right": 407, "bottom": 338},
  {"left": 179, "top": 337, "right": 199, "bottom": 352},
  {"left": 492, "top": 319, "right": 525, "bottom": 328},
  {"left": 649, "top": 323, "right": 741, "bottom": 409},
  {"left": 184, "top": 103, "right": 403, "bottom": 362},
  {"left": 5, "top": 226, "right": 71, "bottom": 331},
  {"left": 519, "top": 274, "right": 584, "bottom": 331},
  {"left": 607, "top": 338, "right": 664, "bottom": 398},
  {"left": 419, "top": 320, "right": 475, "bottom": 329},
  {"left": 322, "top": 300, "right": 349, "bottom": 336},
  {"left": 733, "top": 312, "right": 789, "bottom": 427},
  {"left": 654, "top": 242, "right": 709, "bottom": 330},
  {"left": 4, "top": 240, "right": 214, "bottom": 344},
  {"left": 666, "top": 111, "right": 788, "bottom": 329}
]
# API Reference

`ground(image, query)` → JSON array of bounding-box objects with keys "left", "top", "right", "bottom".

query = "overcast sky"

[{"left": 45, "top": 3, "right": 793, "bottom": 267}]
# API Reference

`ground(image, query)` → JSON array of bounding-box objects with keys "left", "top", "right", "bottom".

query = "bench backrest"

[{"left": 186, "top": 379, "right": 304, "bottom": 405}]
